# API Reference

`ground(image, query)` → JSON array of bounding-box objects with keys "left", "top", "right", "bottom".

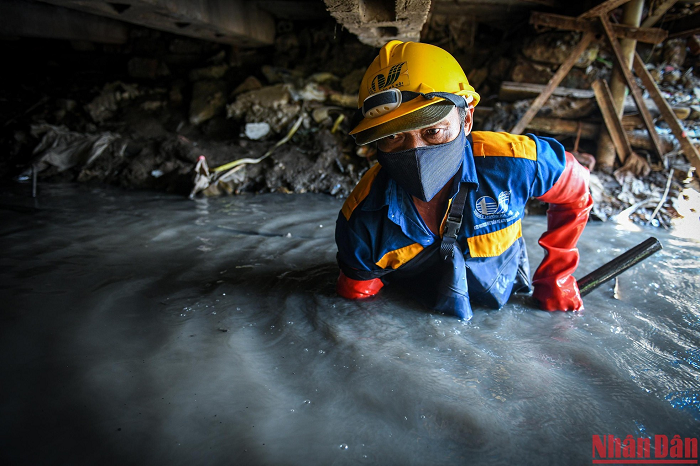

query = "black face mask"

[{"left": 377, "top": 126, "right": 466, "bottom": 202}]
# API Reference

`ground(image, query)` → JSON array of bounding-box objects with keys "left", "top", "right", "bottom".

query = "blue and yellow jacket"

[{"left": 335, "top": 131, "right": 568, "bottom": 319}]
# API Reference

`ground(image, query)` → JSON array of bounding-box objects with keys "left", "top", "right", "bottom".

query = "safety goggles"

[{"left": 359, "top": 89, "right": 473, "bottom": 120}]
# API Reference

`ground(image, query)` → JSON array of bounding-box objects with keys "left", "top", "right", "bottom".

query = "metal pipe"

[{"left": 577, "top": 237, "right": 662, "bottom": 297}]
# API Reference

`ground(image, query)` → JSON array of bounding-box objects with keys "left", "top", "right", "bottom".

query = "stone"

[
  {"left": 488, "top": 57, "right": 512, "bottom": 83},
  {"left": 85, "top": 82, "right": 141, "bottom": 123},
  {"left": 189, "top": 81, "right": 227, "bottom": 125},
  {"left": 510, "top": 58, "right": 554, "bottom": 85},
  {"left": 293, "top": 82, "right": 326, "bottom": 102},
  {"left": 688, "top": 35, "right": 700, "bottom": 56},
  {"left": 128, "top": 58, "right": 158, "bottom": 79},
  {"left": 226, "top": 84, "right": 301, "bottom": 133},
  {"left": 189, "top": 64, "right": 229, "bottom": 82},
  {"left": 663, "top": 69, "right": 682, "bottom": 85},
  {"left": 522, "top": 32, "right": 599, "bottom": 68},
  {"left": 231, "top": 76, "right": 263, "bottom": 97},
  {"left": 244, "top": 122, "right": 271, "bottom": 140},
  {"left": 663, "top": 38, "right": 687, "bottom": 68},
  {"left": 341, "top": 69, "right": 365, "bottom": 95},
  {"left": 689, "top": 105, "right": 700, "bottom": 120}
]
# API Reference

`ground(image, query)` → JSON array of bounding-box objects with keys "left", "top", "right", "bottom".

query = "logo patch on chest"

[{"left": 474, "top": 191, "right": 510, "bottom": 218}]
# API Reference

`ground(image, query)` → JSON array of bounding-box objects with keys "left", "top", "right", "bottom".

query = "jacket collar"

[{"left": 361, "top": 135, "right": 480, "bottom": 241}]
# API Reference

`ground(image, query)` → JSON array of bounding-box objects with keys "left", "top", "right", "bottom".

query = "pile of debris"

[
  {"left": 2, "top": 4, "right": 698, "bottom": 233},
  {"left": 464, "top": 3, "right": 700, "bottom": 230},
  {"left": 2, "top": 23, "right": 376, "bottom": 198}
]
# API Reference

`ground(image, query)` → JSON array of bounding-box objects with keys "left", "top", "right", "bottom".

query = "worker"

[{"left": 334, "top": 40, "right": 593, "bottom": 321}]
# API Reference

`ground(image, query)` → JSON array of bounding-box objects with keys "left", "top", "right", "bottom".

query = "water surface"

[{"left": 0, "top": 184, "right": 698, "bottom": 465}]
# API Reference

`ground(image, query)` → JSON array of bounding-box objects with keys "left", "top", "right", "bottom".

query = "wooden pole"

[
  {"left": 530, "top": 12, "right": 667, "bottom": 44},
  {"left": 592, "top": 79, "right": 633, "bottom": 163},
  {"left": 595, "top": 0, "right": 645, "bottom": 172},
  {"left": 510, "top": 31, "right": 595, "bottom": 135},
  {"left": 633, "top": 52, "right": 700, "bottom": 174},
  {"left": 641, "top": 0, "right": 677, "bottom": 28},
  {"left": 579, "top": 0, "right": 632, "bottom": 19}
]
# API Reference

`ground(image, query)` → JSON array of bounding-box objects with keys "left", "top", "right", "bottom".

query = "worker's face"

[{"left": 377, "top": 106, "right": 474, "bottom": 153}]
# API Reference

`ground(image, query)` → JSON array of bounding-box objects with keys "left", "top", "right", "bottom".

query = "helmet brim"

[{"left": 351, "top": 101, "right": 455, "bottom": 146}]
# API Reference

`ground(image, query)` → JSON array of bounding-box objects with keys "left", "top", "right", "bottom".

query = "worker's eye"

[{"left": 423, "top": 128, "right": 444, "bottom": 139}]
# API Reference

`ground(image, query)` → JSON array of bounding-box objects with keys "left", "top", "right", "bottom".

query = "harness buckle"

[{"left": 443, "top": 215, "right": 462, "bottom": 240}]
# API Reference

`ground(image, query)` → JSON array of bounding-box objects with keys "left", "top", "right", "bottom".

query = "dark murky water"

[{"left": 1, "top": 183, "right": 698, "bottom": 465}]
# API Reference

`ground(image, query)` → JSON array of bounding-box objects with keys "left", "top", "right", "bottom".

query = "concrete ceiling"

[{"left": 1, "top": 0, "right": 567, "bottom": 48}]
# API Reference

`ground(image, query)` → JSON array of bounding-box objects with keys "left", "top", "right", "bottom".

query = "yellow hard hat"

[{"left": 350, "top": 40, "right": 480, "bottom": 145}]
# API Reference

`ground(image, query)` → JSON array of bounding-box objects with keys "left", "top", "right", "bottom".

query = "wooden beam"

[
  {"left": 0, "top": 0, "right": 128, "bottom": 44},
  {"left": 511, "top": 31, "right": 595, "bottom": 135},
  {"left": 579, "top": 0, "right": 631, "bottom": 19},
  {"left": 38, "top": 0, "right": 275, "bottom": 46},
  {"left": 668, "top": 27, "right": 700, "bottom": 39},
  {"left": 641, "top": 0, "right": 677, "bottom": 28},
  {"left": 633, "top": 52, "right": 700, "bottom": 174},
  {"left": 499, "top": 81, "right": 595, "bottom": 101},
  {"left": 525, "top": 117, "right": 675, "bottom": 152},
  {"left": 599, "top": 15, "right": 664, "bottom": 157},
  {"left": 592, "top": 79, "right": 633, "bottom": 163},
  {"left": 530, "top": 12, "right": 667, "bottom": 44}
]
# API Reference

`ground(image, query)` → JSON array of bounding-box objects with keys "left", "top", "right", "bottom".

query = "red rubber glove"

[
  {"left": 532, "top": 151, "right": 593, "bottom": 312},
  {"left": 336, "top": 271, "right": 384, "bottom": 299}
]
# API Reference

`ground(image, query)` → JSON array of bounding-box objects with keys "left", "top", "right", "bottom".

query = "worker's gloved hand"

[
  {"left": 532, "top": 152, "right": 593, "bottom": 312},
  {"left": 336, "top": 271, "right": 383, "bottom": 299}
]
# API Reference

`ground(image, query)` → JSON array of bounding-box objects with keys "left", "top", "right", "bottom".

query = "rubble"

[
  {"left": 85, "top": 82, "right": 142, "bottom": 123},
  {"left": 2, "top": 11, "right": 698, "bottom": 234},
  {"left": 226, "top": 84, "right": 301, "bottom": 134},
  {"left": 31, "top": 124, "right": 122, "bottom": 172},
  {"left": 189, "top": 80, "right": 227, "bottom": 125},
  {"left": 231, "top": 76, "right": 263, "bottom": 96},
  {"left": 522, "top": 32, "right": 600, "bottom": 68}
]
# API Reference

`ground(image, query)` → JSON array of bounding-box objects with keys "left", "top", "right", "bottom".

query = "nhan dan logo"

[
  {"left": 592, "top": 434, "right": 697, "bottom": 464},
  {"left": 474, "top": 191, "right": 510, "bottom": 219}
]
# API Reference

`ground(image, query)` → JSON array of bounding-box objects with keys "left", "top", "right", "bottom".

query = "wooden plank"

[
  {"left": 592, "top": 80, "right": 633, "bottom": 163},
  {"left": 633, "top": 52, "right": 700, "bottom": 173},
  {"left": 579, "top": 0, "right": 631, "bottom": 19},
  {"left": 668, "top": 27, "right": 700, "bottom": 39},
  {"left": 641, "top": 0, "right": 677, "bottom": 28},
  {"left": 510, "top": 31, "right": 595, "bottom": 135},
  {"left": 499, "top": 81, "right": 595, "bottom": 101},
  {"left": 525, "top": 117, "right": 675, "bottom": 152},
  {"left": 530, "top": 11, "right": 667, "bottom": 44},
  {"left": 527, "top": 118, "right": 600, "bottom": 138},
  {"left": 599, "top": 15, "right": 664, "bottom": 157}
]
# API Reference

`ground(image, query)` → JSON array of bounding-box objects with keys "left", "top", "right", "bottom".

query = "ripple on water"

[{"left": 1, "top": 184, "right": 699, "bottom": 465}]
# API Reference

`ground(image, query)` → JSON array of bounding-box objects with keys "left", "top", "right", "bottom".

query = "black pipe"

[{"left": 577, "top": 237, "right": 662, "bottom": 297}]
